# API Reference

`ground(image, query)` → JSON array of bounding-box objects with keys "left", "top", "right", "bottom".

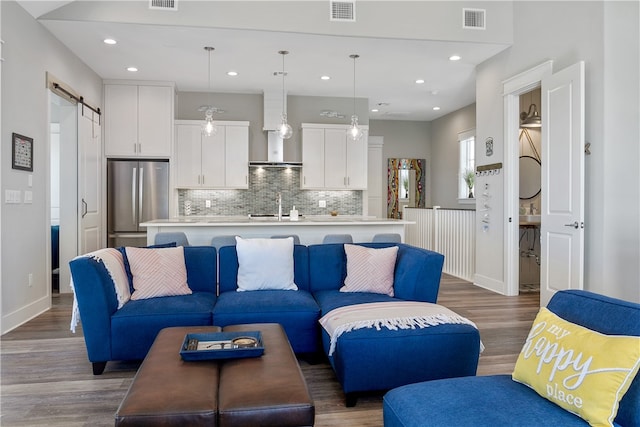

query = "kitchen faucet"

[{"left": 276, "top": 192, "right": 282, "bottom": 221}]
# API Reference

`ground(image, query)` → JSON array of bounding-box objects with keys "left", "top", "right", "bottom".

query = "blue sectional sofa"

[
  {"left": 70, "top": 246, "right": 218, "bottom": 374},
  {"left": 71, "top": 242, "right": 481, "bottom": 405},
  {"left": 383, "top": 290, "right": 640, "bottom": 427}
]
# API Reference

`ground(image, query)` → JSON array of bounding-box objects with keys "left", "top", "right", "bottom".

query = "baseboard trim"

[
  {"left": 1, "top": 295, "right": 51, "bottom": 335},
  {"left": 473, "top": 274, "right": 508, "bottom": 295}
]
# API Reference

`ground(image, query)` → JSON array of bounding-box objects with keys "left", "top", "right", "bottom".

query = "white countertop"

[{"left": 141, "top": 215, "right": 413, "bottom": 227}]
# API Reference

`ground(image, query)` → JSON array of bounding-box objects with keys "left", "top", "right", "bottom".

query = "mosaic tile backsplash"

[{"left": 178, "top": 168, "right": 362, "bottom": 217}]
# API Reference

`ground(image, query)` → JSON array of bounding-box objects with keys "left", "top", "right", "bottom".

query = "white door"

[
  {"left": 78, "top": 106, "right": 103, "bottom": 255},
  {"left": 540, "top": 62, "right": 585, "bottom": 306}
]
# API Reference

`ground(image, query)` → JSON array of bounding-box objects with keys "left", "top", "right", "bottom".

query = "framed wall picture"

[{"left": 12, "top": 133, "right": 33, "bottom": 172}]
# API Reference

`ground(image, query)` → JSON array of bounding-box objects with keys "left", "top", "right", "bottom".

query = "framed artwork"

[{"left": 12, "top": 133, "right": 34, "bottom": 172}]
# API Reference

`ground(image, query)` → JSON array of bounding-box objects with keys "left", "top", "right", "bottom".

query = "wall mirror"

[
  {"left": 519, "top": 155, "right": 541, "bottom": 199},
  {"left": 387, "top": 158, "right": 425, "bottom": 218}
]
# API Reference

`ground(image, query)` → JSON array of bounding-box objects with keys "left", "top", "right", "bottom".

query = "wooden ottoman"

[{"left": 115, "top": 324, "right": 314, "bottom": 427}]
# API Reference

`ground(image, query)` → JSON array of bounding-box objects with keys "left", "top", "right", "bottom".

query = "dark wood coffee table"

[{"left": 115, "top": 323, "right": 314, "bottom": 427}]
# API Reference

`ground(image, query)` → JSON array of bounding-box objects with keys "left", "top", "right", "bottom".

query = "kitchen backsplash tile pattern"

[{"left": 178, "top": 168, "right": 362, "bottom": 216}]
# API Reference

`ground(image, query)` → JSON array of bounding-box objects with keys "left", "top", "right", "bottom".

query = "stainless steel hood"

[{"left": 249, "top": 131, "right": 302, "bottom": 168}]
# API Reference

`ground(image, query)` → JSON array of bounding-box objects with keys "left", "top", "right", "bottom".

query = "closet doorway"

[{"left": 49, "top": 92, "right": 78, "bottom": 294}]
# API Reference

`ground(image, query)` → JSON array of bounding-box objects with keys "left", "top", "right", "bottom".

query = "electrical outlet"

[
  {"left": 28, "top": 273, "right": 33, "bottom": 287},
  {"left": 205, "top": 200, "right": 211, "bottom": 208},
  {"left": 319, "top": 200, "right": 327, "bottom": 208}
]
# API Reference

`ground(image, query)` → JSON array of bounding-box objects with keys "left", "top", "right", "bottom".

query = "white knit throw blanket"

[
  {"left": 319, "top": 301, "right": 485, "bottom": 356},
  {"left": 70, "top": 248, "right": 131, "bottom": 333}
]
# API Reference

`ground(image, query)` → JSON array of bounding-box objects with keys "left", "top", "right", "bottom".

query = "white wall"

[
  {"left": 1, "top": 1, "right": 103, "bottom": 333},
  {"left": 430, "top": 103, "right": 476, "bottom": 209},
  {"left": 474, "top": 1, "right": 640, "bottom": 302}
]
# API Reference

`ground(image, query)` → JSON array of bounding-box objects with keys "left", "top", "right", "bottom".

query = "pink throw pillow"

[
  {"left": 340, "top": 244, "right": 398, "bottom": 296},
  {"left": 125, "top": 246, "right": 192, "bottom": 300}
]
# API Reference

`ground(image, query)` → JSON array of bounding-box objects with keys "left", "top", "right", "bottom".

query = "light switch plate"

[
  {"left": 205, "top": 200, "right": 211, "bottom": 208},
  {"left": 319, "top": 200, "right": 327, "bottom": 208},
  {"left": 5, "top": 190, "right": 21, "bottom": 204},
  {"left": 24, "top": 191, "right": 33, "bottom": 204}
]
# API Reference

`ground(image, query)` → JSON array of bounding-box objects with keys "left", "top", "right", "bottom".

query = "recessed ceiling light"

[
  {"left": 415, "top": 79, "right": 425, "bottom": 84},
  {"left": 321, "top": 75, "right": 331, "bottom": 80},
  {"left": 103, "top": 38, "right": 117, "bottom": 45},
  {"left": 127, "top": 67, "right": 138, "bottom": 72},
  {"left": 433, "top": 106, "right": 441, "bottom": 111},
  {"left": 227, "top": 71, "right": 238, "bottom": 76},
  {"left": 371, "top": 109, "right": 379, "bottom": 113},
  {"left": 449, "top": 55, "right": 461, "bottom": 61}
]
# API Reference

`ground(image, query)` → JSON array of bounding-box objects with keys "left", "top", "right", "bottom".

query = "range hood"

[{"left": 249, "top": 131, "right": 302, "bottom": 168}]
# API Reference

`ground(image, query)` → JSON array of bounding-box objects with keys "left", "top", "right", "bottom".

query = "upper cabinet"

[
  {"left": 175, "top": 120, "right": 249, "bottom": 189},
  {"left": 301, "top": 123, "right": 368, "bottom": 190},
  {"left": 104, "top": 83, "right": 174, "bottom": 157}
]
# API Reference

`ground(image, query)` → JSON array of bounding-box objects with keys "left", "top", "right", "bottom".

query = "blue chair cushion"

[
  {"left": 383, "top": 375, "right": 590, "bottom": 427},
  {"left": 212, "top": 290, "right": 321, "bottom": 353},
  {"left": 111, "top": 292, "right": 216, "bottom": 360}
]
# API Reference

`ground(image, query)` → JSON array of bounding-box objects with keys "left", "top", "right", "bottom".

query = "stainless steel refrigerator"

[{"left": 107, "top": 159, "right": 169, "bottom": 247}]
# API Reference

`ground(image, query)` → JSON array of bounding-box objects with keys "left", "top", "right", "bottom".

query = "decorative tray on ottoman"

[{"left": 180, "top": 331, "right": 264, "bottom": 361}]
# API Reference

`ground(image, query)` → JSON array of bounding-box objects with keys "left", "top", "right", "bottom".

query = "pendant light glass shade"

[
  {"left": 348, "top": 54, "right": 364, "bottom": 141},
  {"left": 349, "top": 115, "right": 364, "bottom": 141},
  {"left": 202, "top": 46, "right": 218, "bottom": 137},
  {"left": 278, "top": 50, "right": 293, "bottom": 140},
  {"left": 279, "top": 113, "right": 293, "bottom": 139}
]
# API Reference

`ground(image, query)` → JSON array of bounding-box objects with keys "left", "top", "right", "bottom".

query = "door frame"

[{"left": 503, "top": 61, "right": 553, "bottom": 296}]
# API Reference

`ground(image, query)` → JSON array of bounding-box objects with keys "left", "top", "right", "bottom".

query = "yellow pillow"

[{"left": 512, "top": 307, "right": 640, "bottom": 427}]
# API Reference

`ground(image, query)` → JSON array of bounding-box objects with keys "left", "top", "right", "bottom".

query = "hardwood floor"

[{"left": 0, "top": 275, "right": 539, "bottom": 426}]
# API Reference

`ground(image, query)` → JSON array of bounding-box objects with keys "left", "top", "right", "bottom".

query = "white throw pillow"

[
  {"left": 235, "top": 236, "right": 298, "bottom": 291},
  {"left": 125, "top": 246, "right": 192, "bottom": 300},
  {"left": 340, "top": 244, "right": 398, "bottom": 296}
]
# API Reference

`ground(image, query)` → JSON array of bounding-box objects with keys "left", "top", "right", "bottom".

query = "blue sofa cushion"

[
  {"left": 111, "top": 292, "right": 216, "bottom": 360},
  {"left": 323, "top": 322, "right": 480, "bottom": 394},
  {"left": 212, "top": 290, "right": 320, "bottom": 353},
  {"left": 383, "top": 375, "right": 590, "bottom": 427},
  {"left": 314, "top": 289, "right": 399, "bottom": 316},
  {"left": 308, "top": 243, "right": 444, "bottom": 303}
]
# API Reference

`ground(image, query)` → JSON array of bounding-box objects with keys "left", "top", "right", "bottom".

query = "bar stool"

[
  {"left": 210, "top": 235, "right": 238, "bottom": 251},
  {"left": 154, "top": 232, "right": 190, "bottom": 246},
  {"left": 271, "top": 235, "right": 301, "bottom": 245},
  {"left": 322, "top": 234, "right": 353, "bottom": 244},
  {"left": 371, "top": 233, "right": 402, "bottom": 243}
]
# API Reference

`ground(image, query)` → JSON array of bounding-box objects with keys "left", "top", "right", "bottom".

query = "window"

[{"left": 458, "top": 129, "right": 476, "bottom": 200}]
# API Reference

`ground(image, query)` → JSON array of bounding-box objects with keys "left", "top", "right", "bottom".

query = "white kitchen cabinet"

[
  {"left": 175, "top": 120, "right": 249, "bottom": 189},
  {"left": 301, "top": 127, "right": 325, "bottom": 188},
  {"left": 301, "top": 124, "right": 367, "bottom": 190},
  {"left": 224, "top": 125, "right": 249, "bottom": 188},
  {"left": 104, "top": 83, "right": 174, "bottom": 157}
]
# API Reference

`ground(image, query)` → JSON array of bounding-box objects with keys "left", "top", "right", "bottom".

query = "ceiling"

[{"left": 20, "top": 1, "right": 510, "bottom": 122}]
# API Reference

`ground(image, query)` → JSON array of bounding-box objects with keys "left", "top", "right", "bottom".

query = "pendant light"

[
  {"left": 202, "top": 46, "right": 217, "bottom": 137},
  {"left": 348, "top": 54, "right": 364, "bottom": 141},
  {"left": 277, "top": 50, "right": 293, "bottom": 139},
  {"left": 520, "top": 103, "right": 541, "bottom": 128}
]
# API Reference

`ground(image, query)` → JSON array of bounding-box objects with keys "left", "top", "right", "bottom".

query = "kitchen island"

[{"left": 141, "top": 216, "right": 413, "bottom": 246}]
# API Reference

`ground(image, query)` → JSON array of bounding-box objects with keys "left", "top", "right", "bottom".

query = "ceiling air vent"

[
  {"left": 463, "top": 8, "right": 486, "bottom": 30},
  {"left": 149, "top": 0, "right": 178, "bottom": 11},
  {"left": 330, "top": 0, "right": 355, "bottom": 22}
]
